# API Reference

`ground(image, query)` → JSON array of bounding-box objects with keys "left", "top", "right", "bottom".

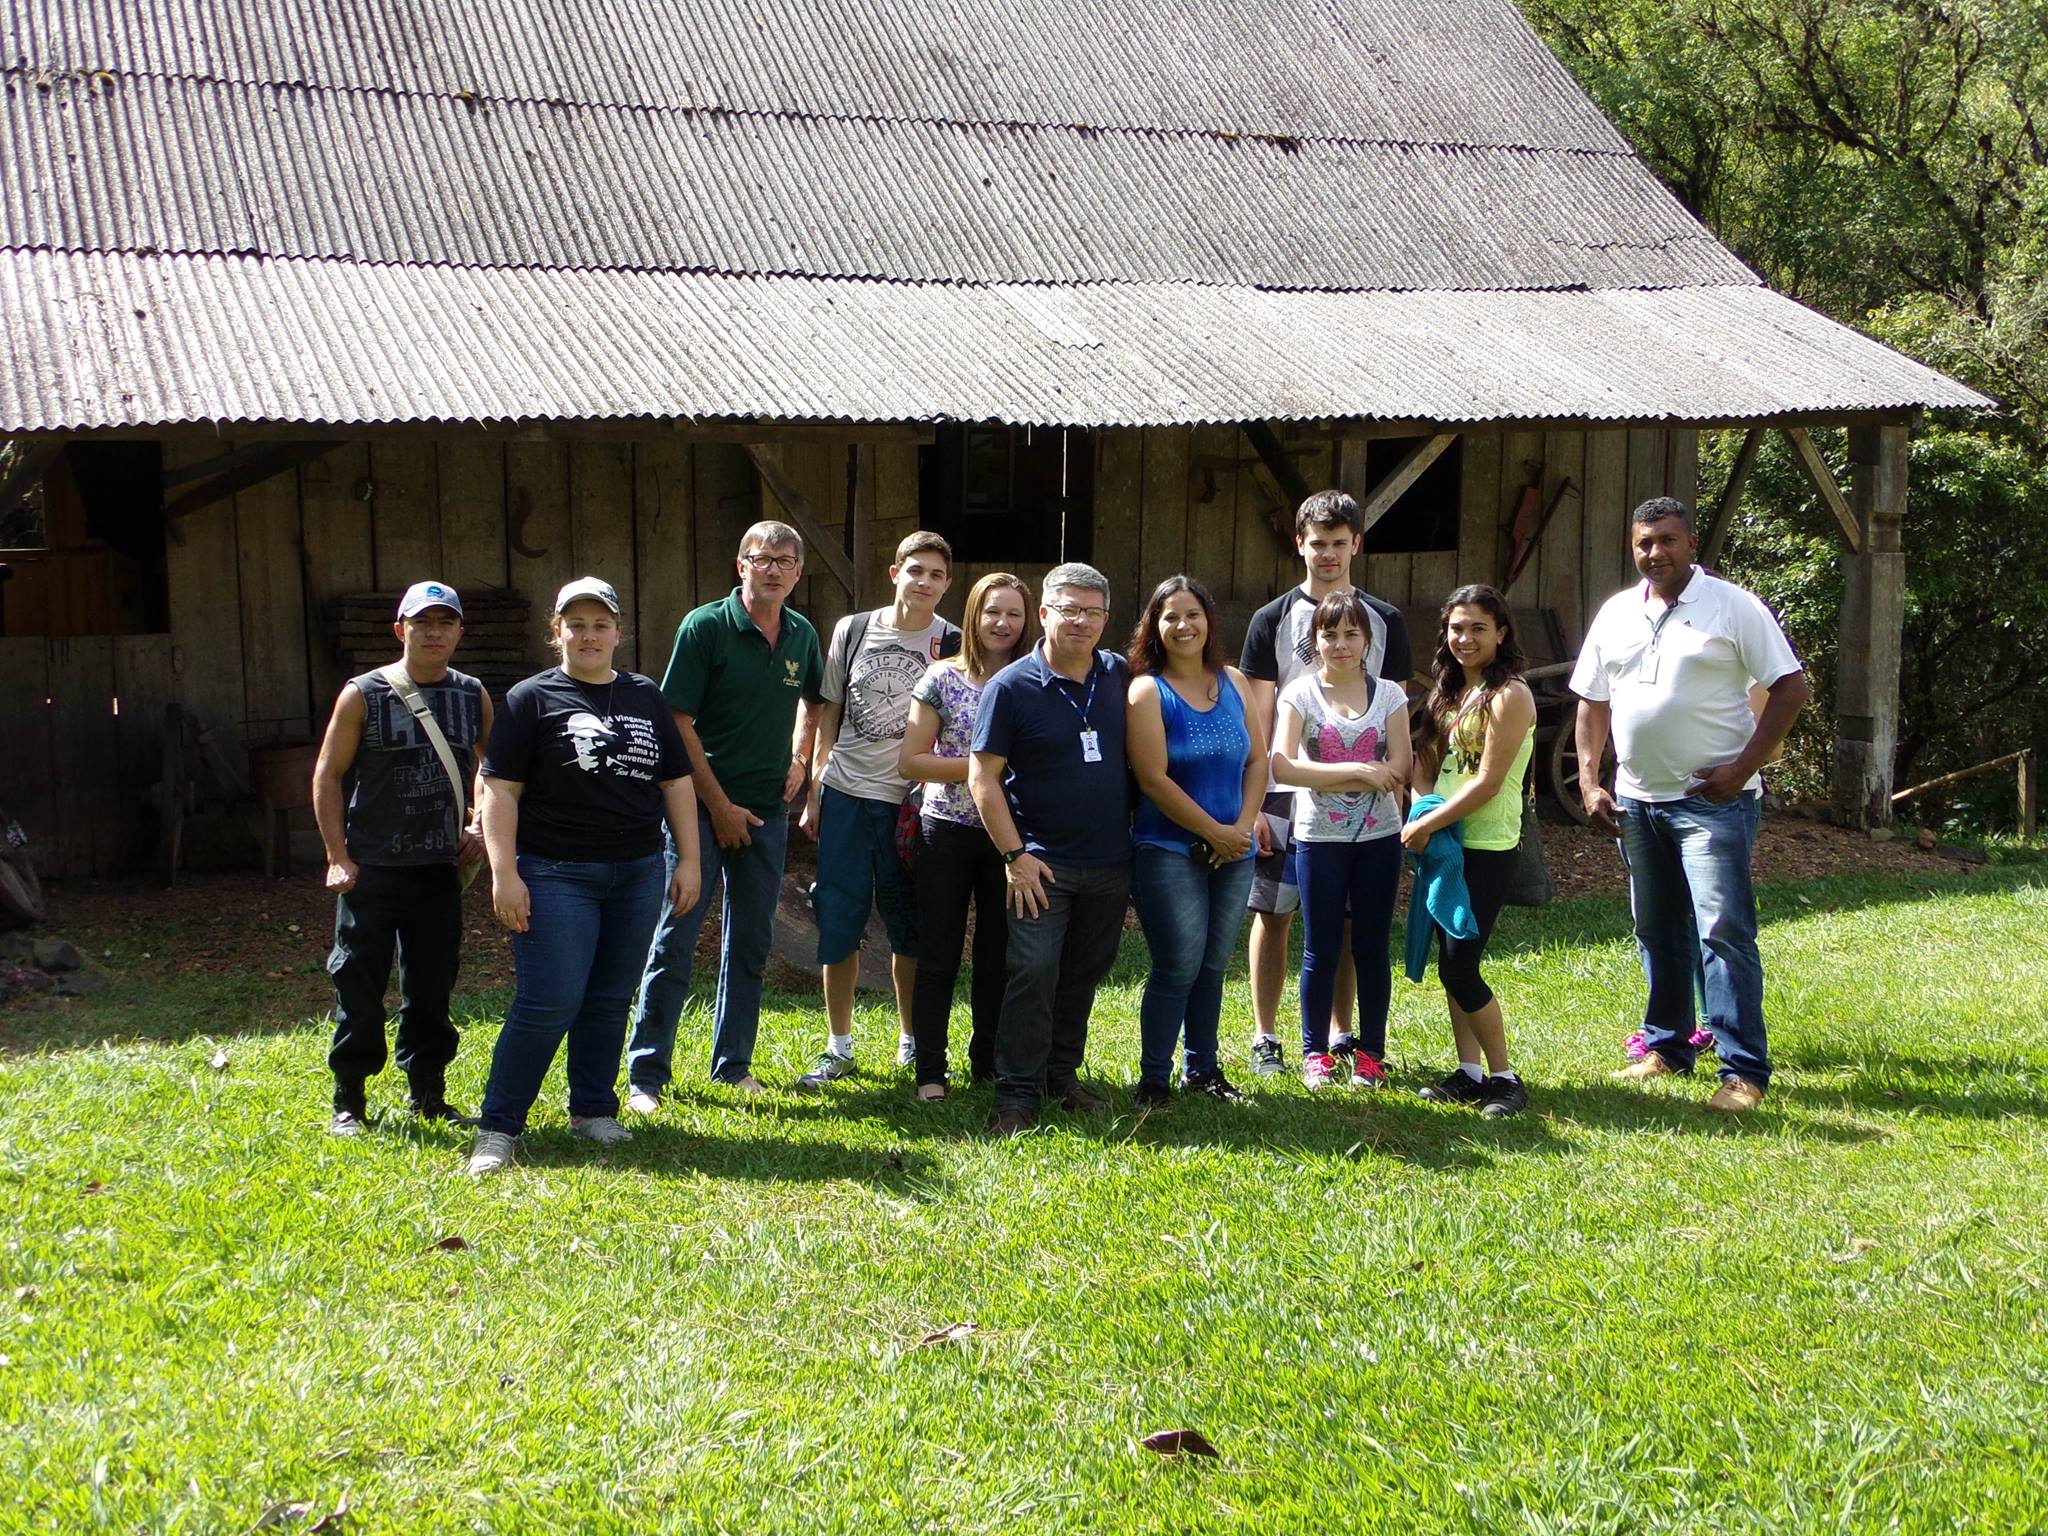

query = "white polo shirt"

[{"left": 1570, "top": 568, "right": 1800, "bottom": 802}]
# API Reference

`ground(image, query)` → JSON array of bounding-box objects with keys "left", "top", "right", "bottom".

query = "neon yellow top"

[{"left": 1431, "top": 696, "right": 1534, "bottom": 852}]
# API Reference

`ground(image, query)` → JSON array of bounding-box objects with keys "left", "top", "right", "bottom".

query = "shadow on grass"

[
  {"left": 507, "top": 1123, "right": 945, "bottom": 1192},
  {"left": 1766, "top": 1046, "right": 2046, "bottom": 1125}
]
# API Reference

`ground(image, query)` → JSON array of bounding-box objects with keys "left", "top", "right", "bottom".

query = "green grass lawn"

[{"left": 4, "top": 868, "right": 2047, "bottom": 1534}]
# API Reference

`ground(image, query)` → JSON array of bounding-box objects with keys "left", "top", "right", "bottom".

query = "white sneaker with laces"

[
  {"left": 1302, "top": 1053, "right": 1338, "bottom": 1091},
  {"left": 466, "top": 1130, "right": 516, "bottom": 1176},
  {"left": 570, "top": 1115, "right": 633, "bottom": 1147},
  {"left": 624, "top": 1089, "right": 660, "bottom": 1116},
  {"left": 896, "top": 1034, "right": 917, "bottom": 1069},
  {"left": 796, "top": 1051, "right": 856, "bottom": 1090}
]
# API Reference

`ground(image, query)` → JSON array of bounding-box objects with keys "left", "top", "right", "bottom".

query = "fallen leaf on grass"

[
  {"left": 307, "top": 1488, "right": 351, "bottom": 1533},
  {"left": 429, "top": 1235, "right": 470, "bottom": 1252},
  {"left": 1832, "top": 1237, "right": 1880, "bottom": 1263},
  {"left": 13, "top": 1285, "right": 36, "bottom": 1302},
  {"left": 1139, "top": 1429, "right": 1221, "bottom": 1459},
  {"left": 80, "top": 1180, "right": 105, "bottom": 1195},
  {"left": 912, "top": 1322, "right": 977, "bottom": 1348},
  {"left": 253, "top": 1500, "right": 314, "bottom": 1529},
  {"left": 209, "top": 1050, "right": 230, "bottom": 1071}
]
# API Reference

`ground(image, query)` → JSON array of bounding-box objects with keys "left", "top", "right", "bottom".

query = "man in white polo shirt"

[{"left": 1571, "top": 497, "right": 1809, "bottom": 1112}]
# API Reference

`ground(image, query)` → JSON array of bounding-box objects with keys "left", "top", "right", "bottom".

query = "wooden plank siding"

[{"left": 0, "top": 637, "right": 55, "bottom": 863}]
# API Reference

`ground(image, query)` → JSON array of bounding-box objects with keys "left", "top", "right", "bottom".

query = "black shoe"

[
  {"left": 1133, "top": 1080, "right": 1172, "bottom": 1109},
  {"left": 411, "top": 1097, "right": 479, "bottom": 1127},
  {"left": 329, "top": 1106, "right": 368, "bottom": 1137},
  {"left": 1478, "top": 1075, "right": 1529, "bottom": 1118},
  {"left": 1185, "top": 1070, "right": 1246, "bottom": 1103},
  {"left": 1418, "top": 1068, "right": 1489, "bottom": 1104}
]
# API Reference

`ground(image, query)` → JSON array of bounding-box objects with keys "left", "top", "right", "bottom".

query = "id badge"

[
  {"left": 1079, "top": 729, "right": 1102, "bottom": 763},
  {"left": 1638, "top": 644, "right": 1660, "bottom": 685}
]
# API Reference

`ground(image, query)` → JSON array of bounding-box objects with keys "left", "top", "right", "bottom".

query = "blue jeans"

[
  {"left": 1130, "top": 845, "right": 1254, "bottom": 1086},
  {"left": 478, "top": 852, "right": 666, "bottom": 1135},
  {"left": 1616, "top": 793, "right": 1770, "bottom": 1089},
  {"left": 994, "top": 859, "right": 1132, "bottom": 1111},
  {"left": 625, "top": 809, "right": 789, "bottom": 1088},
  {"left": 1297, "top": 837, "right": 1402, "bottom": 1057}
]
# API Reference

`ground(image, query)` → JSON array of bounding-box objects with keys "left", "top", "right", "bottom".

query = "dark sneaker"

[
  {"left": 990, "top": 1107, "right": 1037, "bottom": 1138},
  {"left": 328, "top": 1107, "right": 368, "bottom": 1137},
  {"left": 1418, "top": 1068, "right": 1488, "bottom": 1105},
  {"left": 1478, "top": 1076, "right": 1530, "bottom": 1118},
  {"left": 411, "top": 1097, "right": 478, "bottom": 1127},
  {"left": 1249, "top": 1037, "right": 1285, "bottom": 1076},
  {"left": 1055, "top": 1081, "right": 1109, "bottom": 1113},
  {"left": 1185, "top": 1070, "right": 1246, "bottom": 1103},
  {"left": 1133, "top": 1080, "right": 1173, "bottom": 1109}
]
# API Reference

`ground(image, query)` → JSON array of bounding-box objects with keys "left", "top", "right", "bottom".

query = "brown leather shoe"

[
  {"left": 1611, "top": 1050, "right": 1678, "bottom": 1082},
  {"left": 990, "top": 1107, "right": 1037, "bottom": 1138},
  {"left": 1706, "top": 1076, "right": 1765, "bottom": 1113},
  {"left": 1054, "top": 1081, "right": 1109, "bottom": 1113}
]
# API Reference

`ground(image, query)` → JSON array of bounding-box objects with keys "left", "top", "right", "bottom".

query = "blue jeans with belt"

[
  {"left": 1130, "top": 845, "right": 1255, "bottom": 1086},
  {"left": 1616, "top": 792, "right": 1771, "bottom": 1090},
  {"left": 478, "top": 851, "right": 666, "bottom": 1135}
]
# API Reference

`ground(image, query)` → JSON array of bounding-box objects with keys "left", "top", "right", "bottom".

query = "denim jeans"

[
  {"left": 325, "top": 862, "right": 463, "bottom": 1108},
  {"left": 994, "top": 859, "right": 1132, "bottom": 1111},
  {"left": 1129, "top": 845, "right": 1254, "bottom": 1086},
  {"left": 1297, "top": 837, "right": 1402, "bottom": 1057},
  {"left": 909, "top": 816, "right": 1007, "bottom": 1088},
  {"left": 625, "top": 808, "right": 789, "bottom": 1088},
  {"left": 1616, "top": 792, "right": 1770, "bottom": 1089},
  {"left": 478, "top": 852, "right": 666, "bottom": 1135}
]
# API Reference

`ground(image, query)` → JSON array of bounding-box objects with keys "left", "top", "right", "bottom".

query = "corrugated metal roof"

[
  {"left": 4, "top": 0, "right": 1633, "bottom": 152},
  {"left": 0, "top": 249, "right": 1990, "bottom": 433},
  {"left": 1, "top": 70, "right": 1746, "bottom": 289}
]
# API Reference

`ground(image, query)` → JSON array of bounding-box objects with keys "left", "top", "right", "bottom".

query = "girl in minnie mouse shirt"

[{"left": 1272, "top": 590, "right": 1411, "bottom": 1090}]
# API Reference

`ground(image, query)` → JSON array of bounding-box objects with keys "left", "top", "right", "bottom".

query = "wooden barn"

[{"left": 0, "top": 0, "right": 1987, "bottom": 879}]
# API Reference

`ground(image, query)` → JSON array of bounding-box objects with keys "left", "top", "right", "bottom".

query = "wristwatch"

[{"left": 1002, "top": 847, "right": 1027, "bottom": 864}]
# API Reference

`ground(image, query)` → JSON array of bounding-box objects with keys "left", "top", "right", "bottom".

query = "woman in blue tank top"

[{"left": 1126, "top": 576, "right": 1266, "bottom": 1107}]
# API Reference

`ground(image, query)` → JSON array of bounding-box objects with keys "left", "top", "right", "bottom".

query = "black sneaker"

[
  {"left": 411, "top": 1097, "right": 479, "bottom": 1127},
  {"left": 1478, "top": 1075, "right": 1530, "bottom": 1118},
  {"left": 329, "top": 1106, "right": 368, "bottom": 1137},
  {"left": 1249, "top": 1037, "right": 1285, "bottom": 1076},
  {"left": 1133, "top": 1080, "right": 1172, "bottom": 1109},
  {"left": 1418, "top": 1068, "right": 1488, "bottom": 1105},
  {"left": 1185, "top": 1070, "right": 1246, "bottom": 1103}
]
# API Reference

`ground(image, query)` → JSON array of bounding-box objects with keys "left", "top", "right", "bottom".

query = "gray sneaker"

[
  {"left": 1249, "top": 1037, "right": 1285, "bottom": 1076},
  {"left": 569, "top": 1115, "right": 632, "bottom": 1147},
  {"left": 465, "top": 1130, "right": 516, "bottom": 1176},
  {"left": 795, "top": 1052, "right": 856, "bottom": 1090}
]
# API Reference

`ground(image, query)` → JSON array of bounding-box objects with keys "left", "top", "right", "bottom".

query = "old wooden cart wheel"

[
  {"left": 1548, "top": 717, "right": 1615, "bottom": 826},
  {"left": 0, "top": 815, "right": 44, "bottom": 928}
]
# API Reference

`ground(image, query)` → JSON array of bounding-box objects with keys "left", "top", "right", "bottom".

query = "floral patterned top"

[{"left": 910, "top": 661, "right": 987, "bottom": 827}]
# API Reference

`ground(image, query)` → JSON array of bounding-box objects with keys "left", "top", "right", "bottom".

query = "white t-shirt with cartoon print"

[
  {"left": 1280, "top": 673, "right": 1407, "bottom": 843},
  {"left": 821, "top": 612, "right": 956, "bottom": 804}
]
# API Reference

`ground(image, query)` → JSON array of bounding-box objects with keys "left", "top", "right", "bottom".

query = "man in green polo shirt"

[{"left": 625, "top": 520, "right": 824, "bottom": 1101}]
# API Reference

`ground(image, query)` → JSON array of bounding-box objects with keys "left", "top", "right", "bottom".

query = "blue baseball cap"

[{"left": 397, "top": 580, "right": 464, "bottom": 619}]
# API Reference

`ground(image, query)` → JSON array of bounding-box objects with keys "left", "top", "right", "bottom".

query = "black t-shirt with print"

[{"left": 481, "top": 669, "right": 690, "bottom": 861}]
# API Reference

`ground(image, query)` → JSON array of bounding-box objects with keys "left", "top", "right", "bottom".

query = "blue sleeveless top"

[{"left": 1132, "top": 672, "right": 1253, "bottom": 860}]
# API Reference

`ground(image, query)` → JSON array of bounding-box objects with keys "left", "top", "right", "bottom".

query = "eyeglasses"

[
  {"left": 741, "top": 553, "right": 800, "bottom": 572},
  {"left": 1045, "top": 602, "right": 1109, "bottom": 623}
]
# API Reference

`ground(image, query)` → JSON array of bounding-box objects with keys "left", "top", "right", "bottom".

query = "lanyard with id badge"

[
  {"left": 1635, "top": 600, "right": 1684, "bottom": 685},
  {"left": 1055, "top": 662, "right": 1103, "bottom": 762}
]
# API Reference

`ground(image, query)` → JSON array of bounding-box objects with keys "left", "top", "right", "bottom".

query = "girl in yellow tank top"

[{"left": 1399, "top": 585, "right": 1536, "bottom": 1117}]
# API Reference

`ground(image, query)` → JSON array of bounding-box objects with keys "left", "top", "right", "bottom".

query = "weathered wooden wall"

[{"left": 7, "top": 422, "right": 1698, "bottom": 878}]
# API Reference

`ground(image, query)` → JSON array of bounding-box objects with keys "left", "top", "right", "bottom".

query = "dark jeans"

[
  {"left": 1436, "top": 846, "right": 1515, "bottom": 1013},
  {"left": 1617, "top": 792, "right": 1770, "bottom": 1089},
  {"left": 625, "top": 809, "right": 789, "bottom": 1088},
  {"left": 994, "top": 859, "right": 1132, "bottom": 1111},
  {"left": 909, "top": 816, "right": 1007, "bottom": 1087},
  {"left": 478, "top": 852, "right": 666, "bottom": 1135},
  {"left": 1130, "top": 845, "right": 1255, "bottom": 1086},
  {"left": 326, "top": 862, "right": 463, "bottom": 1108},
  {"left": 1297, "top": 836, "right": 1402, "bottom": 1057}
]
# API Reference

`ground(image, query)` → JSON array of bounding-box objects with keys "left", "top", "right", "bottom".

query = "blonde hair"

[{"left": 954, "top": 572, "right": 1033, "bottom": 678}]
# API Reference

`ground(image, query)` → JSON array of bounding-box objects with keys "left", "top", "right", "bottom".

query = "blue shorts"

[{"left": 811, "top": 783, "right": 920, "bottom": 966}]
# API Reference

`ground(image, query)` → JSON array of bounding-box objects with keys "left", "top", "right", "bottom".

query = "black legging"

[{"left": 1437, "top": 846, "right": 1515, "bottom": 1013}]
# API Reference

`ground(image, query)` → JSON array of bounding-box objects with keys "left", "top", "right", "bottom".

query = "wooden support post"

[
  {"left": 1243, "top": 423, "right": 1309, "bottom": 557},
  {"left": 1781, "top": 427, "right": 1862, "bottom": 553},
  {"left": 1358, "top": 433, "right": 1458, "bottom": 534},
  {"left": 741, "top": 442, "right": 857, "bottom": 602},
  {"left": 1699, "top": 426, "right": 1763, "bottom": 567},
  {"left": 1833, "top": 423, "right": 1907, "bottom": 828},
  {"left": 2022, "top": 749, "right": 2039, "bottom": 841}
]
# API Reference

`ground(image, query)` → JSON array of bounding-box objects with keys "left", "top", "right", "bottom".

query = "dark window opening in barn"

[
  {"left": 0, "top": 441, "right": 170, "bottom": 639},
  {"left": 1360, "top": 436, "right": 1462, "bottom": 555},
  {"left": 919, "top": 425, "right": 1094, "bottom": 564}
]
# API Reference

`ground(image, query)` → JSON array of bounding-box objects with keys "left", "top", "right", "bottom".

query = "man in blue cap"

[{"left": 311, "top": 580, "right": 494, "bottom": 1134}]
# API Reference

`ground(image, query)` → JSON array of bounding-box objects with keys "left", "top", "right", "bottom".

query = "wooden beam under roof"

[
  {"left": 1781, "top": 426, "right": 1862, "bottom": 553},
  {"left": 741, "top": 442, "right": 858, "bottom": 600},
  {"left": 1357, "top": 432, "right": 1459, "bottom": 533}
]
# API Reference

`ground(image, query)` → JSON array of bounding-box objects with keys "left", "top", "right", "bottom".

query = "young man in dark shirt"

[
  {"left": 1238, "top": 491, "right": 1411, "bottom": 1082},
  {"left": 311, "top": 580, "right": 493, "bottom": 1134}
]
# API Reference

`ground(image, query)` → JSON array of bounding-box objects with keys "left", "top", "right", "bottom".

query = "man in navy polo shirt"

[{"left": 970, "top": 562, "right": 1131, "bottom": 1135}]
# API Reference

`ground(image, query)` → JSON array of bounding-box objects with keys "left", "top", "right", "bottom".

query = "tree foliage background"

[{"left": 1520, "top": 0, "right": 2048, "bottom": 829}]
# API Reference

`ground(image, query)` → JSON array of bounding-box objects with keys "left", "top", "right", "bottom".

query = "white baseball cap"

[
  {"left": 396, "top": 580, "right": 463, "bottom": 619},
  {"left": 554, "top": 577, "right": 621, "bottom": 614}
]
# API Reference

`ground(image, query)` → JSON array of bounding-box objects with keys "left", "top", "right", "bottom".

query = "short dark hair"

[
  {"left": 1632, "top": 496, "right": 1694, "bottom": 531},
  {"left": 1296, "top": 488, "right": 1364, "bottom": 539},
  {"left": 1312, "top": 588, "right": 1374, "bottom": 635},
  {"left": 1127, "top": 575, "right": 1227, "bottom": 677},
  {"left": 895, "top": 530, "right": 953, "bottom": 568}
]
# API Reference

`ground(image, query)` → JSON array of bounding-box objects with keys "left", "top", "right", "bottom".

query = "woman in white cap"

[{"left": 466, "top": 579, "right": 701, "bottom": 1175}]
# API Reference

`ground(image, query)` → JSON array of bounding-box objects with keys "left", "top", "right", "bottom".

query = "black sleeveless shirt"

[{"left": 345, "top": 667, "right": 485, "bottom": 867}]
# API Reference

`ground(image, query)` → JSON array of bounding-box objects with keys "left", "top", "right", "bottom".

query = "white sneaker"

[
  {"left": 795, "top": 1051, "right": 856, "bottom": 1090},
  {"left": 624, "top": 1089, "right": 660, "bottom": 1116},
  {"left": 896, "top": 1034, "right": 917, "bottom": 1069},
  {"left": 1302, "top": 1053, "right": 1338, "bottom": 1091},
  {"left": 569, "top": 1115, "right": 632, "bottom": 1147},
  {"left": 466, "top": 1130, "right": 516, "bottom": 1176}
]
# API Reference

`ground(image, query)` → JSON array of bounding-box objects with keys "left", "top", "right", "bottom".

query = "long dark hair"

[
  {"left": 1423, "top": 583, "right": 1527, "bottom": 746},
  {"left": 1128, "top": 575, "right": 1227, "bottom": 677}
]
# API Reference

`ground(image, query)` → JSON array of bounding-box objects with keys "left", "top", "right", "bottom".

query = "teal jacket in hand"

[{"left": 1403, "top": 793, "right": 1479, "bottom": 983}]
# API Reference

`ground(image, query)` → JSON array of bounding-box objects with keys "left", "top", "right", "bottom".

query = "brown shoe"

[
  {"left": 990, "top": 1107, "right": 1037, "bottom": 1138},
  {"left": 1054, "top": 1081, "right": 1109, "bottom": 1113},
  {"left": 1706, "top": 1076, "right": 1765, "bottom": 1113},
  {"left": 1611, "top": 1050, "right": 1678, "bottom": 1083}
]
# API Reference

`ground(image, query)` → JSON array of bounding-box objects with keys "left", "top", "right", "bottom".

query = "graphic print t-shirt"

[
  {"left": 1279, "top": 674, "right": 1407, "bottom": 843},
  {"left": 481, "top": 670, "right": 689, "bottom": 861},
  {"left": 1241, "top": 586, "right": 1411, "bottom": 794},
  {"left": 821, "top": 613, "right": 955, "bottom": 804},
  {"left": 345, "top": 667, "right": 484, "bottom": 867}
]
